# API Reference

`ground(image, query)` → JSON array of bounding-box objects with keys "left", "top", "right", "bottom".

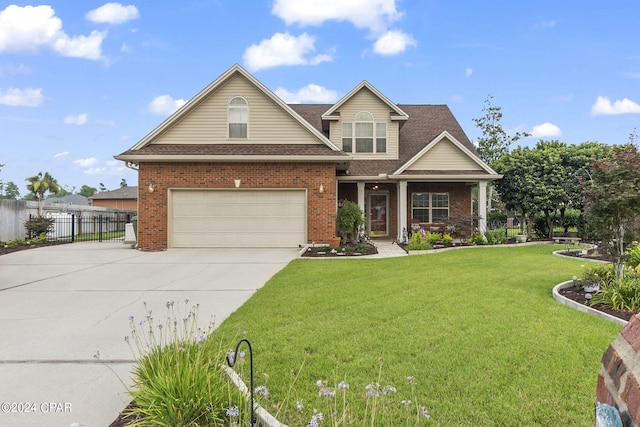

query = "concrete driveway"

[{"left": 0, "top": 242, "right": 299, "bottom": 427}]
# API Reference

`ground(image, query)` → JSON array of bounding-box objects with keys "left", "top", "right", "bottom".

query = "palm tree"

[{"left": 25, "top": 171, "right": 61, "bottom": 203}]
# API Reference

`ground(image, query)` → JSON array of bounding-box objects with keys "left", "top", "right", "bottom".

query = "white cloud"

[
  {"left": 275, "top": 84, "right": 339, "bottom": 103},
  {"left": 373, "top": 30, "right": 416, "bottom": 56},
  {"left": 84, "top": 166, "right": 125, "bottom": 175},
  {"left": 272, "top": 0, "right": 403, "bottom": 34},
  {"left": 53, "top": 151, "right": 70, "bottom": 159},
  {"left": 531, "top": 122, "right": 562, "bottom": 138},
  {"left": 86, "top": 3, "right": 140, "bottom": 24},
  {"left": 64, "top": 113, "right": 88, "bottom": 125},
  {"left": 465, "top": 68, "right": 473, "bottom": 78},
  {"left": 243, "top": 32, "right": 332, "bottom": 72},
  {"left": 0, "top": 5, "right": 106, "bottom": 60},
  {"left": 147, "top": 95, "right": 186, "bottom": 116},
  {"left": 591, "top": 96, "right": 640, "bottom": 115},
  {"left": 84, "top": 167, "right": 107, "bottom": 175},
  {"left": 74, "top": 157, "right": 99, "bottom": 167},
  {"left": 0, "top": 87, "right": 43, "bottom": 107}
]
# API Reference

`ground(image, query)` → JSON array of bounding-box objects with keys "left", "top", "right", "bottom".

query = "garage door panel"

[{"left": 171, "top": 190, "right": 306, "bottom": 248}]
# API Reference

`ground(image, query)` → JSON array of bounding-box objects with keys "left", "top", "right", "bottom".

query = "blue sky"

[{"left": 1, "top": 1, "right": 639, "bottom": 195}]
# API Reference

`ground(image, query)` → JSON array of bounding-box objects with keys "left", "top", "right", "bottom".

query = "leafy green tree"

[
  {"left": 584, "top": 144, "right": 640, "bottom": 278},
  {"left": 472, "top": 95, "right": 530, "bottom": 214},
  {"left": 2, "top": 181, "right": 20, "bottom": 199},
  {"left": 79, "top": 185, "right": 98, "bottom": 197},
  {"left": 473, "top": 95, "right": 530, "bottom": 167},
  {"left": 25, "top": 171, "right": 61, "bottom": 202}
]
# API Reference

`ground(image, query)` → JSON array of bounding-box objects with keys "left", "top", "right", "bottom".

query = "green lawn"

[{"left": 215, "top": 244, "right": 621, "bottom": 426}]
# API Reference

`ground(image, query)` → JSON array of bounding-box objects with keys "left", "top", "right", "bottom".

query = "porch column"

[
  {"left": 478, "top": 180, "right": 488, "bottom": 235},
  {"left": 357, "top": 182, "right": 365, "bottom": 213},
  {"left": 398, "top": 180, "right": 408, "bottom": 243}
]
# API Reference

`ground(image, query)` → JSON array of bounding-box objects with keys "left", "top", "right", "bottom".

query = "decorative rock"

[{"left": 596, "top": 402, "right": 623, "bottom": 427}]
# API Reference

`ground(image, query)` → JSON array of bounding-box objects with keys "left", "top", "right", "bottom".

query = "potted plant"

[{"left": 336, "top": 201, "right": 365, "bottom": 244}]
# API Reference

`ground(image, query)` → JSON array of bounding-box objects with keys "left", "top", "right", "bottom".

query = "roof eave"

[{"left": 114, "top": 154, "right": 352, "bottom": 163}]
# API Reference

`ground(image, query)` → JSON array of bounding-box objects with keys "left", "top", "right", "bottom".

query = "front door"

[{"left": 368, "top": 193, "right": 388, "bottom": 237}]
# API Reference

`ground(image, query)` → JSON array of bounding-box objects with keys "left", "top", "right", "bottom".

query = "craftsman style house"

[{"left": 115, "top": 64, "right": 500, "bottom": 250}]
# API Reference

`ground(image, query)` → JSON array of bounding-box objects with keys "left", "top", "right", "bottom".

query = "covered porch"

[{"left": 337, "top": 178, "right": 493, "bottom": 242}]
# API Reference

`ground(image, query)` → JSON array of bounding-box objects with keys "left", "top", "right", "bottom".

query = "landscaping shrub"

[
  {"left": 427, "top": 232, "right": 441, "bottom": 245},
  {"left": 581, "top": 264, "right": 616, "bottom": 289},
  {"left": 626, "top": 243, "right": 640, "bottom": 271},
  {"left": 406, "top": 232, "right": 433, "bottom": 250},
  {"left": 24, "top": 216, "right": 54, "bottom": 239},
  {"left": 120, "top": 301, "right": 236, "bottom": 426},
  {"left": 590, "top": 275, "right": 640, "bottom": 312},
  {"left": 470, "top": 232, "right": 486, "bottom": 245},
  {"left": 442, "top": 233, "right": 454, "bottom": 244},
  {"left": 484, "top": 228, "right": 507, "bottom": 245}
]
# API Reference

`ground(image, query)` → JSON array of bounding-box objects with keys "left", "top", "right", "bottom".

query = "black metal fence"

[{"left": 30, "top": 212, "right": 134, "bottom": 243}]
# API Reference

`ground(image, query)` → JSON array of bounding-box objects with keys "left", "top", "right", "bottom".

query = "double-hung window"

[
  {"left": 341, "top": 112, "right": 386, "bottom": 153},
  {"left": 228, "top": 96, "right": 248, "bottom": 138},
  {"left": 411, "top": 193, "right": 449, "bottom": 223}
]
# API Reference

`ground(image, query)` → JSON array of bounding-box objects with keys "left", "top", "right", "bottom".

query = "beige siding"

[
  {"left": 329, "top": 88, "right": 398, "bottom": 160},
  {"left": 408, "top": 137, "right": 481, "bottom": 171},
  {"left": 154, "top": 74, "right": 321, "bottom": 145}
]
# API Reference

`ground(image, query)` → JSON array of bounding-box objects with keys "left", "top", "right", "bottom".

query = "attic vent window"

[
  {"left": 342, "top": 111, "right": 386, "bottom": 154},
  {"left": 229, "top": 96, "right": 248, "bottom": 139}
]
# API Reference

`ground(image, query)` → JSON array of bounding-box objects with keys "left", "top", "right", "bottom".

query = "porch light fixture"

[
  {"left": 148, "top": 181, "right": 155, "bottom": 193},
  {"left": 234, "top": 179, "right": 241, "bottom": 188},
  {"left": 319, "top": 183, "right": 324, "bottom": 193}
]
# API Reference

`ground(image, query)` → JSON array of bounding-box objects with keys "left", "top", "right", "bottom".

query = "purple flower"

[
  {"left": 307, "top": 410, "right": 324, "bottom": 427},
  {"left": 421, "top": 406, "right": 431, "bottom": 419},
  {"left": 382, "top": 385, "right": 397, "bottom": 395},
  {"left": 338, "top": 381, "right": 349, "bottom": 390},
  {"left": 226, "top": 405, "right": 239, "bottom": 417},
  {"left": 365, "top": 383, "right": 380, "bottom": 398},
  {"left": 296, "top": 400, "right": 304, "bottom": 412},
  {"left": 401, "top": 399, "right": 412, "bottom": 407},
  {"left": 254, "top": 385, "right": 269, "bottom": 397}
]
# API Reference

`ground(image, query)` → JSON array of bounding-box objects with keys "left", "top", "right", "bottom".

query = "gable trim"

[
  {"left": 128, "top": 64, "right": 341, "bottom": 152},
  {"left": 322, "top": 81, "right": 409, "bottom": 120},
  {"left": 393, "top": 131, "right": 499, "bottom": 176}
]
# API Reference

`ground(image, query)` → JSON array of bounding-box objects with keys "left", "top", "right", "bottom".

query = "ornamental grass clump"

[
  {"left": 123, "top": 301, "right": 232, "bottom": 427},
  {"left": 406, "top": 231, "right": 432, "bottom": 251}
]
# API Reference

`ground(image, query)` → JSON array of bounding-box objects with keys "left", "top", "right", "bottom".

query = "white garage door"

[{"left": 171, "top": 189, "right": 306, "bottom": 248}]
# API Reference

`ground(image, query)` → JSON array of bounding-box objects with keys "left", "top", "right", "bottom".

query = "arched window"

[
  {"left": 228, "top": 96, "right": 248, "bottom": 138},
  {"left": 341, "top": 111, "right": 386, "bottom": 153}
]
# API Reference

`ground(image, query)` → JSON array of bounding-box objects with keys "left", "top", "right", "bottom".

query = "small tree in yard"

[
  {"left": 584, "top": 144, "right": 640, "bottom": 278},
  {"left": 337, "top": 201, "right": 365, "bottom": 243}
]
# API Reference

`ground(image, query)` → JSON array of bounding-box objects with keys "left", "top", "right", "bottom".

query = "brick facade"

[
  {"left": 336, "top": 181, "right": 471, "bottom": 240},
  {"left": 137, "top": 162, "right": 336, "bottom": 250},
  {"left": 597, "top": 314, "right": 640, "bottom": 426}
]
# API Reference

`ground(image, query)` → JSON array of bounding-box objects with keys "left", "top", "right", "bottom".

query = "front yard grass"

[{"left": 215, "top": 244, "right": 622, "bottom": 426}]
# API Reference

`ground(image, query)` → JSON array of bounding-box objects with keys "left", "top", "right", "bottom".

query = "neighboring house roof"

[
  {"left": 90, "top": 186, "right": 138, "bottom": 200},
  {"left": 45, "top": 194, "right": 89, "bottom": 205}
]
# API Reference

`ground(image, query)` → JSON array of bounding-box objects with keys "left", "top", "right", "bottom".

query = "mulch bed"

[
  {"left": 0, "top": 240, "right": 69, "bottom": 256},
  {"left": 301, "top": 243, "right": 378, "bottom": 257}
]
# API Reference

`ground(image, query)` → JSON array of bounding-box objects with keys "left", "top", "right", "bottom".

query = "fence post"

[
  {"left": 99, "top": 215, "right": 103, "bottom": 242},
  {"left": 71, "top": 214, "right": 75, "bottom": 242}
]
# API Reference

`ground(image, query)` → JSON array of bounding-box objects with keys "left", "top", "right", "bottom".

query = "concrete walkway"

[{"left": 0, "top": 243, "right": 299, "bottom": 427}]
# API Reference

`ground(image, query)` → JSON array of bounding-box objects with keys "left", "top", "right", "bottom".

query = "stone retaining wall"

[{"left": 597, "top": 313, "right": 640, "bottom": 426}]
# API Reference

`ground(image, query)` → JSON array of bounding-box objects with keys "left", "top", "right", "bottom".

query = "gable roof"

[
  {"left": 115, "top": 64, "right": 348, "bottom": 163},
  {"left": 292, "top": 103, "right": 499, "bottom": 179},
  {"left": 90, "top": 186, "right": 138, "bottom": 200},
  {"left": 394, "top": 131, "right": 499, "bottom": 176},
  {"left": 321, "top": 80, "right": 409, "bottom": 121}
]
